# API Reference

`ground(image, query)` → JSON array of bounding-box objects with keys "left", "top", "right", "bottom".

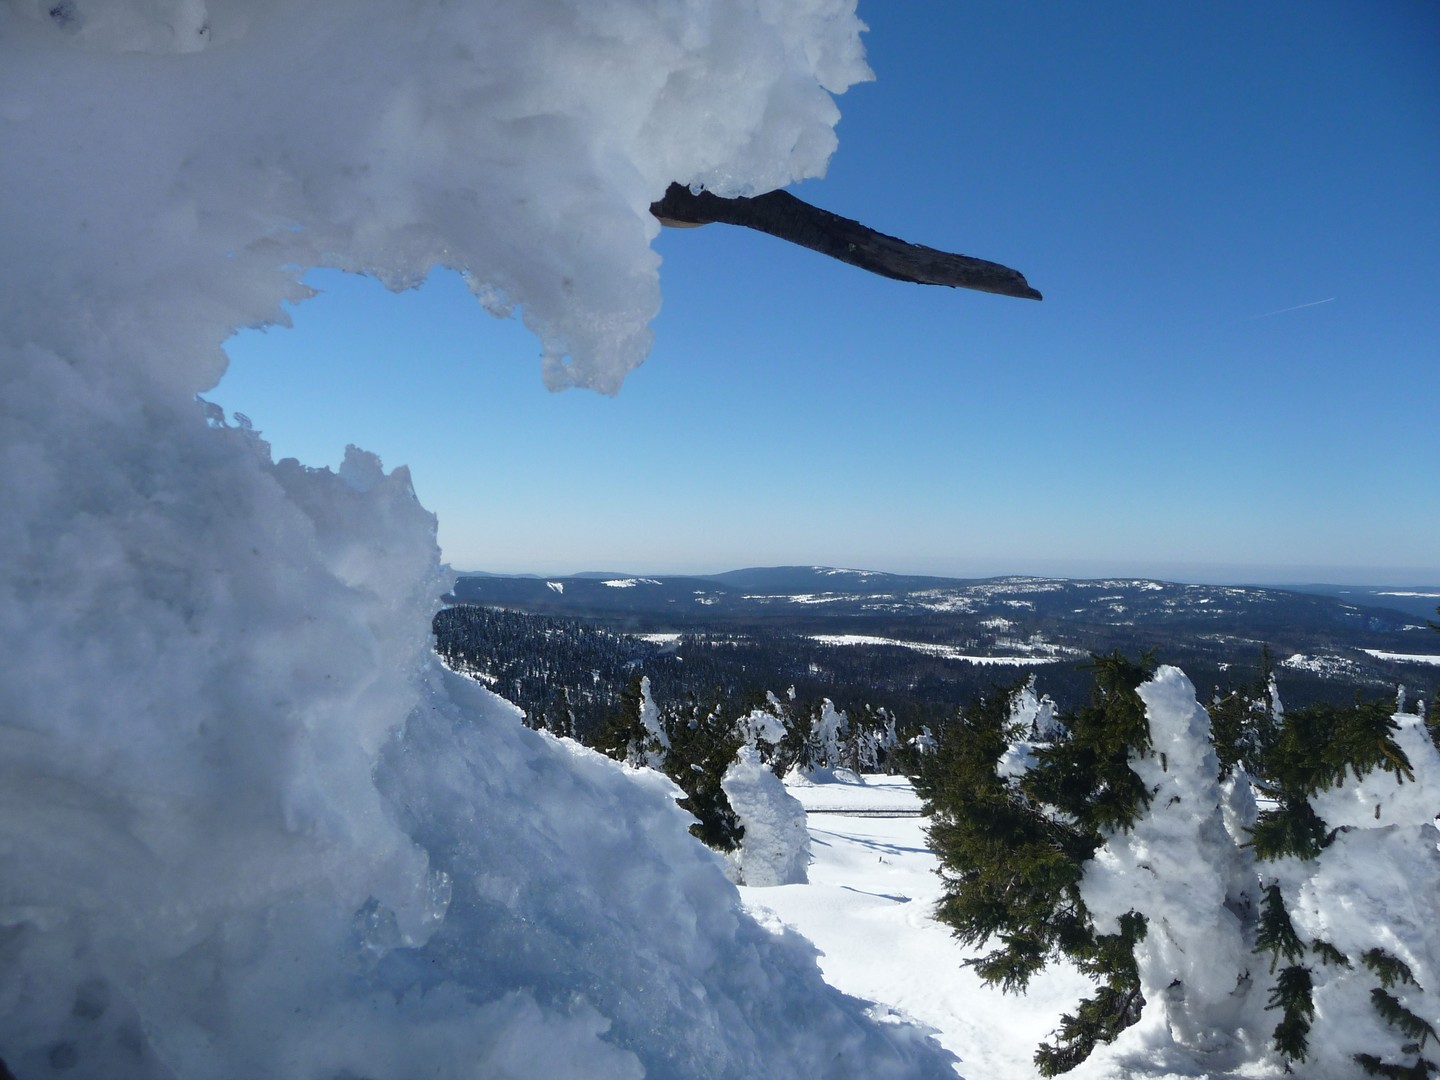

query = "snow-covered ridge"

[{"left": 601, "top": 577, "right": 663, "bottom": 588}]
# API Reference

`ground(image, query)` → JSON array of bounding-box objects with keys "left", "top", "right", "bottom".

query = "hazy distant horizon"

[{"left": 450, "top": 559, "right": 1440, "bottom": 590}]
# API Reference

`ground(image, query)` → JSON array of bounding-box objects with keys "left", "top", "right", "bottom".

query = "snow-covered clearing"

[
  {"left": 1363, "top": 649, "right": 1440, "bottom": 666},
  {"left": 809, "top": 634, "right": 1069, "bottom": 664},
  {"left": 742, "top": 794, "right": 1087, "bottom": 1080},
  {"left": 636, "top": 632, "right": 684, "bottom": 646},
  {"left": 743, "top": 774, "right": 1293, "bottom": 1080}
]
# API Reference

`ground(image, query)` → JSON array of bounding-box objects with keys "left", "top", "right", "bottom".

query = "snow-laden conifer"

[
  {"left": 1261, "top": 703, "right": 1440, "bottom": 1076},
  {"left": 721, "top": 747, "right": 810, "bottom": 886},
  {"left": 915, "top": 654, "right": 1158, "bottom": 1075},
  {"left": 1080, "top": 667, "right": 1265, "bottom": 1061}
]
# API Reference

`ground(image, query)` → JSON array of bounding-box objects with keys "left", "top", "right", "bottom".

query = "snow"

[
  {"left": 786, "top": 772, "right": 921, "bottom": 814},
  {"left": 546, "top": 580, "right": 565, "bottom": 594},
  {"left": 737, "top": 698, "right": 790, "bottom": 748},
  {"left": 637, "top": 674, "right": 669, "bottom": 760},
  {"left": 1362, "top": 649, "right": 1440, "bottom": 666},
  {"left": 7, "top": 2, "right": 1434, "bottom": 1075},
  {"left": 753, "top": 795, "right": 1208, "bottom": 1080},
  {"left": 1080, "top": 668, "right": 1264, "bottom": 1061},
  {"left": 0, "top": 3, "right": 964, "bottom": 1077},
  {"left": 740, "top": 775, "right": 1096, "bottom": 1080},
  {"left": 601, "top": 578, "right": 664, "bottom": 588},
  {"left": 1274, "top": 710, "right": 1440, "bottom": 1069},
  {"left": 1280, "top": 652, "right": 1364, "bottom": 677},
  {"left": 809, "top": 634, "right": 1068, "bottom": 664},
  {"left": 722, "top": 748, "right": 811, "bottom": 886}
]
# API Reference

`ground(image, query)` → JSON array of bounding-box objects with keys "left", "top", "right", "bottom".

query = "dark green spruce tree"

[
  {"left": 596, "top": 673, "right": 655, "bottom": 767},
  {"left": 914, "top": 652, "right": 1156, "bottom": 1075},
  {"left": 661, "top": 692, "right": 745, "bottom": 852},
  {"left": 1208, "top": 645, "right": 1280, "bottom": 779}
]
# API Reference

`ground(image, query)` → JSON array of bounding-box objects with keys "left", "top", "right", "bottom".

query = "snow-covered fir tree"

[{"left": 921, "top": 655, "right": 1440, "bottom": 1077}]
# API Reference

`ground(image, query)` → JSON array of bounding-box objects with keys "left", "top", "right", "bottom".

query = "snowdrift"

[{"left": 0, "top": 2, "right": 956, "bottom": 1076}]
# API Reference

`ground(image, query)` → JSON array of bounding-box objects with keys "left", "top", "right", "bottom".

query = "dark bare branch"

[{"left": 651, "top": 182, "right": 1041, "bottom": 301}]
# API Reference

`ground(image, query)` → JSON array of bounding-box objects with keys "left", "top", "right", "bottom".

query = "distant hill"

[
  {"left": 1283, "top": 584, "right": 1440, "bottom": 623},
  {"left": 443, "top": 566, "right": 1440, "bottom": 712}
]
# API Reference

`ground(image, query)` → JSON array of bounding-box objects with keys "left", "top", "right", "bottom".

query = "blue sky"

[{"left": 217, "top": 1, "right": 1439, "bottom": 584}]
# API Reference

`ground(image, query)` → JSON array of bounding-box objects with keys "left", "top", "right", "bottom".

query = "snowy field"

[
  {"left": 742, "top": 774, "right": 1295, "bottom": 1080},
  {"left": 741, "top": 780, "right": 1093, "bottom": 1080}
]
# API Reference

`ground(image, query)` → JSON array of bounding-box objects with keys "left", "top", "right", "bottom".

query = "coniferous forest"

[{"left": 435, "top": 596, "right": 1440, "bottom": 1077}]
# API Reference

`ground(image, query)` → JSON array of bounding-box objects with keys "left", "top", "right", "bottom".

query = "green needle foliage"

[
  {"left": 1265, "top": 963, "right": 1316, "bottom": 1064},
  {"left": 1257, "top": 884, "right": 1306, "bottom": 972},
  {"left": 1363, "top": 949, "right": 1419, "bottom": 991},
  {"left": 1355, "top": 950, "right": 1438, "bottom": 1078},
  {"left": 1257, "top": 883, "right": 1313, "bottom": 1063},
  {"left": 1311, "top": 939, "right": 1351, "bottom": 968},
  {"left": 1354, "top": 1054, "right": 1440, "bottom": 1080},
  {"left": 915, "top": 652, "right": 1156, "bottom": 1073},
  {"left": 596, "top": 673, "right": 654, "bottom": 766},
  {"left": 1249, "top": 699, "right": 1412, "bottom": 862},
  {"left": 1035, "top": 911, "right": 1147, "bottom": 1077},
  {"left": 662, "top": 695, "right": 745, "bottom": 852},
  {"left": 1208, "top": 646, "right": 1280, "bottom": 779}
]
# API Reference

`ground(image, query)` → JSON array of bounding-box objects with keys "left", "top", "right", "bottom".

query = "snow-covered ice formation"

[{"left": 0, "top": 2, "right": 958, "bottom": 1076}]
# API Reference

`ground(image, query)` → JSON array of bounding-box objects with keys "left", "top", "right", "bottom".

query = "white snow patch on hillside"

[
  {"left": 1281, "top": 652, "right": 1364, "bottom": 677},
  {"left": 754, "top": 592, "right": 850, "bottom": 604},
  {"left": 1362, "top": 649, "right": 1440, "bottom": 666},
  {"left": 810, "top": 635, "right": 1067, "bottom": 665},
  {"left": 601, "top": 577, "right": 663, "bottom": 588}
]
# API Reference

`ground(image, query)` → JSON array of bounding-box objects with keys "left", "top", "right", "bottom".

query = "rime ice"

[{"left": 0, "top": 3, "right": 963, "bottom": 1077}]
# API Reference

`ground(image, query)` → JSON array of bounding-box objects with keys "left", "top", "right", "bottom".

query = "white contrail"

[{"left": 1253, "top": 296, "right": 1336, "bottom": 319}]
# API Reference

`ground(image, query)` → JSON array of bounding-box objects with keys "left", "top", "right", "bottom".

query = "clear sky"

[{"left": 216, "top": 0, "right": 1439, "bottom": 585}]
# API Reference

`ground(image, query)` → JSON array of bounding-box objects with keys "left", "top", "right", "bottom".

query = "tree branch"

[{"left": 651, "top": 182, "right": 1042, "bottom": 301}]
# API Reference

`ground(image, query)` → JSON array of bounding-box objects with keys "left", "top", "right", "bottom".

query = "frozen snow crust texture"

[
  {"left": 0, "top": 3, "right": 959, "bottom": 1077},
  {"left": 1, "top": 0, "right": 869, "bottom": 394}
]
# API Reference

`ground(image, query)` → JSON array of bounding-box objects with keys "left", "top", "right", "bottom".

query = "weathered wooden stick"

[{"left": 650, "top": 182, "right": 1041, "bottom": 300}]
